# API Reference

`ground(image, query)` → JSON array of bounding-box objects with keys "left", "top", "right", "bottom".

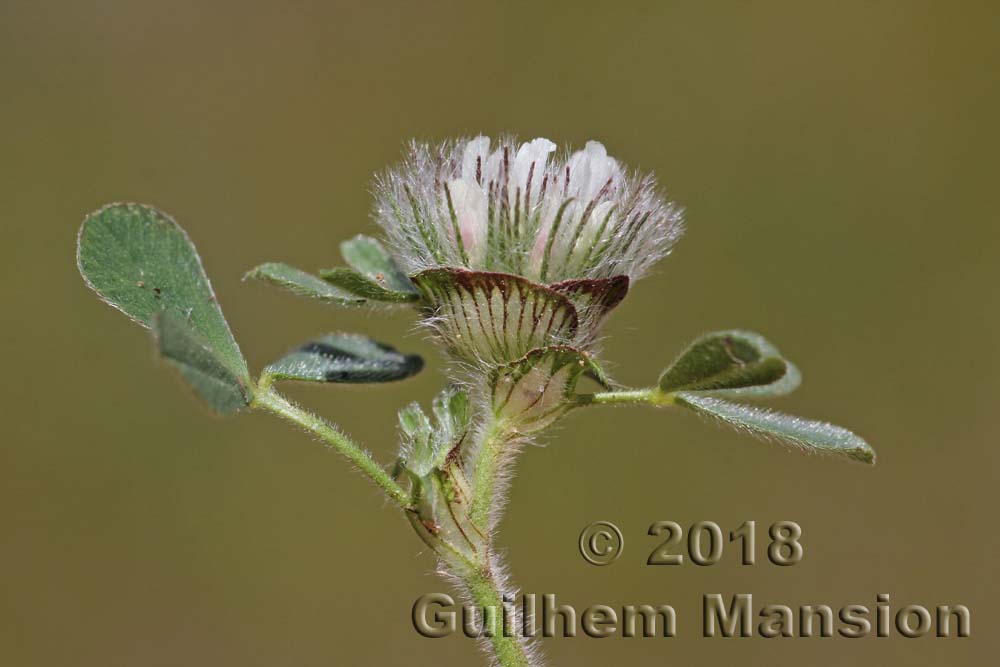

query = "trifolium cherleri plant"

[{"left": 76, "top": 135, "right": 873, "bottom": 667}]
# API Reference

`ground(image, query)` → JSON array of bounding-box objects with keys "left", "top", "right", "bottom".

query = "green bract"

[
  {"left": 492, "top": 346, "right": 609, "bottom": 433},
  {"left": 411, "top": 269, "right": 581, "bottom": 366}
]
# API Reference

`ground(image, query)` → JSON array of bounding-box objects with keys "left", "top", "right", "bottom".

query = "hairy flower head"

[
  {"left": 371, "top": 136, "right": 684, "bottom": 371},
  {"left": 373, "top": 136, "right": 683, "bottom": 284}
]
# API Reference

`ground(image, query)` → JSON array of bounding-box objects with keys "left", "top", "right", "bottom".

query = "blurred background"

[{"left": 2, "top": 1, "right": 997, "bottom": 665}]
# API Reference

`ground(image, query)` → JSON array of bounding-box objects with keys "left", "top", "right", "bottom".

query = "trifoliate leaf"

[
  {"left": 339, "top": 234, "right": 418, "bottom": 294},
  {"left": 674, "top": 392, "right": 875, "bottom": 464},
  {"left": 77, "top": 202, "right": 251, "bottom": 390},
  {"left": 152, "top": 311, "right": 251, "bottom": 415},
  {"left": 245, "top": 262, "right": 364, "bottom": 306},
  {"left": 318, "top": 268, "right": 420, "bottom": 303},
  {"left": 262, "top": 333, "right": 423, "bottom": 384},
  {"left": 658, "top": 330, "right": 800, "bottom": 398}
]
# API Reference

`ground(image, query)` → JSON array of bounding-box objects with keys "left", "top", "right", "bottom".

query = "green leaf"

[
  {"left": 674, "top": 393, "right": 875, "bottom": 464},
  {"left": 399, "top": 402, "right": 434, "bottom": 445},
  {"left": 432, "top": 384, "right": 470, "bottom": 440},
  {"left": 398, "top": 385, "right": 470, "bottom": 477},
  {"left": 262, "top": 333, "right": 423, "bottom": 384},
  {"left": 153, "top": 311, "right": 251, "bottom": 415},
  {"left": 315, "top": 236, "right": 419, "bottom": 305},
  {"left": 658, "top": 330, "right": 800, "bottom": 398},
  {"left": 319, "top": 268, "right": 420, "bottom": 303},
  {"left": 340, "top": 234, "right": 417, "bottom": 294},
  {"left": 77, "top": 202, "right": 250, "bottom": 383},
  {"left": 244, "top": 262, "right": 364, "bottom": 306}
]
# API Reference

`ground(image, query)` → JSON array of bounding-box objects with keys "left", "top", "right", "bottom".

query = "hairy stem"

[
  {"left": 462, "top": 560, "right": 533, "bottom": 667},
  {"left": 574, "top": 387, "right": 667, "bottom": 407},
  {"left": 468, "top": 417, "right": 513, "bottom": 530},
  {"left": 251, "top": 388, "right": 411, "bottom": 509},
  {"left": 258, "top": 386, "right": 531, "bottom": 665}
]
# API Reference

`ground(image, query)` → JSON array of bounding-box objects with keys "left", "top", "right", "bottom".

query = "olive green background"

[{"left": 2, "top": 1, "right": 996, "bottom": 665}]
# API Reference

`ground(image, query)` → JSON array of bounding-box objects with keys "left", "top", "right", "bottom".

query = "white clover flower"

[
  {"left": 373, "top": 136, "right": 683, "bottom": 284},
  {"left": 370, "top": 136, "right": 684, "bottom": 371}
]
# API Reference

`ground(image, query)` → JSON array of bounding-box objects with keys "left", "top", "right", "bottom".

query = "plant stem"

[
  {"left": 462, "top": 561, "right": 532, "bottom": 667},
  {"left": 468, "top": 418, "right": 511, "bottom": 530},
  {"left": 574, "top": 387, "right": 667, "bottom": 407},
  {"left": 436, "top": 384, "right": 679, "bottom": 666},
  {"left": 258, "top": 387, "right": 531, "bottom": 665},
  {"left": 469, "top": 385, "right": 670, "bottom": 530},
  {"left": 251, "top": 388, "right": 411, "bottom": 509}
]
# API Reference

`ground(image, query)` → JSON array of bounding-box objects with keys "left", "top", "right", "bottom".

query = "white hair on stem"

[{"left": 437, "top": 550, "right": 545, "bottom": 667}]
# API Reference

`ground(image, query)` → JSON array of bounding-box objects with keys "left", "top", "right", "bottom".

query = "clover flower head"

[
  {"left": 373, "top": 136, "right": 683, "bottom": 284},
  {"left": 371, "top": 136, "right": 684, "bottom": 371}
]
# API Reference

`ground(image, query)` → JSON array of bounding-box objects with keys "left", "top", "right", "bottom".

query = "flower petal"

[
  {"left": 461, "top": 136, "right": 491, "bottom": 184},
  {"left": 445, "top": 178, "right": 489, "bottom": 266},
  {"left": 509, "top": 138, "right": 556, "bottom": 214}
]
